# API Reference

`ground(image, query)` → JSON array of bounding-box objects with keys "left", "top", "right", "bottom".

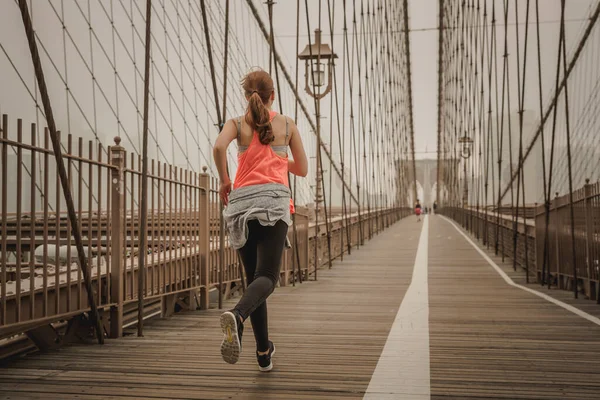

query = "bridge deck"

[{"left": 1, "top": 216, "right": 600, "bottom": 399}]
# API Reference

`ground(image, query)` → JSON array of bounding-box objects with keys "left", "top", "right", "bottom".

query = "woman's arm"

[
  {"left": 213, "top": 119, "right": 237, "bottom": 183},
  {"left": 213, "top": 120, "right": 237, "bottom": 204},
  {"left": 287, "top": 118, "right": 308, "bottom": 177}
]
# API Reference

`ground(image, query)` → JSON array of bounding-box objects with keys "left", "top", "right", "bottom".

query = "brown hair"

[{"left": 242, "top": 69, "right": 274, "bottom": 145}]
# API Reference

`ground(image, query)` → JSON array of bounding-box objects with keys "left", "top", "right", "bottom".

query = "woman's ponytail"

[
  {"left": 246, "top": 92, "right": 273, "bottom": 144},
  {"left": 242, "top": 70, "right": 275, "bottom": 145}
]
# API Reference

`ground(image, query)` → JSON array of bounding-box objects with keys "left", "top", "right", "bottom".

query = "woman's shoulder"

[
  {"left": 281, "top": 114, "right": 295, "bottom": 124},
  {"left": 276, "top": 114, "right": 297, "bottom": 130}
]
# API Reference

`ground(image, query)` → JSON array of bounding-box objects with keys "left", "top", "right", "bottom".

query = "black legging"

[{"left": 233, "top": 219, "right": 288, "bottom": 352}]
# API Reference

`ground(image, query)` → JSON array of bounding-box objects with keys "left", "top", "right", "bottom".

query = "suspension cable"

[{"left": 16, "top": 0, "right": 104, "bottom": 344}]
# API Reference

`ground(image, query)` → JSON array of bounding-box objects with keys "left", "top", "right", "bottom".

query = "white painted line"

[
  {"left": 364, "top": 216, "right": 430, "bottom": 399},
  {"left": 441, "top": 215, "right": 600, "bottom": 327}
]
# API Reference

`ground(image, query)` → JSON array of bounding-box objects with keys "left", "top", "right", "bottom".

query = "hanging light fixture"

[
  {"left": 459, "top": 135, "right": 473, "bottom": 159},
  {"left": 298, "top": 29, "right": 337, "bottom": 98}
]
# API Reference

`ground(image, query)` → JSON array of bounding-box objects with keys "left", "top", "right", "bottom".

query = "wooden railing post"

[
  {"left": 109, "top": 137, "right": 125, "bottom": 338},
  {"left": 198, "top": 170, "right": 210, "bottom": 310}
]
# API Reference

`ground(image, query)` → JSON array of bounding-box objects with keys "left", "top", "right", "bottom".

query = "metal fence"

[
  {"left": 535, "top": 181, "right": 600, "bottom": 301},
  {"left": 0, "top": 114, "right": 212, "bottom": 339},
  {"left": 1, "top": 115, "right": 410, "bottom": 344},
  {"left": 1, "top": 115, "right": 118, "bottom": 338}
]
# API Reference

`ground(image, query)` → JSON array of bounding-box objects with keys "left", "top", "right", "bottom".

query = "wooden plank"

[
  {"left": 429, "top": 216, "right": 600, "bottom": 400},
  {"left": 3, "top": 214, "right": 600, "bottom": 399},
  {"left": 0, "top": 218, "right": 419, "bottom": 399}
]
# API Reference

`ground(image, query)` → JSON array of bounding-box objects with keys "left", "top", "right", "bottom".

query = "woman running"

[
  {"left": 212, "top": 69, "right": 308, "bottom": 372},
  {"left": 415, "top": 199, "right": 422, "bottom": 222}
]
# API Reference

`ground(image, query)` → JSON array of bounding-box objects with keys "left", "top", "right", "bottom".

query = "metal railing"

[
  {"left": 534, "top": 181, "right": 600, "bottom": 300},
  {"left": 1, "top": 115, "right": 411, "bottom": 345}
]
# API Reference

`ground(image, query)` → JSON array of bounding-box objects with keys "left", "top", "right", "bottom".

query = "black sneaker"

[
  {"left": 257, "top": 341, "right": 276, "bottom": 372},
  {"left": 220, "top": 310, "right": 243, "bottom": 364}
]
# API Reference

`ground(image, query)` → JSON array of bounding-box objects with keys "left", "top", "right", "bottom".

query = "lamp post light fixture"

[
  {"left": 458, "top": 135, "right": 473, "bottom": 209},
  {"left": 298, "top": 29, "right": 337, "bottom": 273},
  {"left": 298, "top": 29, "right": 337, "bottom": 98},
  {"left": 459, "top": 135, "right": 474, "bottom": 160}
]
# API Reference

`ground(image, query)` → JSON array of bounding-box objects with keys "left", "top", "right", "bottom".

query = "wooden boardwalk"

[
  {"left": 1, "top": 216, "right": 600, "bottom": 399},
  {"left": 429, "top": 216, "right": 600, "bottom": 399}
]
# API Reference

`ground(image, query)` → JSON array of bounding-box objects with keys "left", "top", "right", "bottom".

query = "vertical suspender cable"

[
  {"left": 492, "top": 0, "right": 504, "bottom": 256},
  {"left": 314, "top": 0, "right": 334, "bottom": 269},
  {"left": 341, "top": 0, "right": 352, "bottom": 255},
  {"left": 403, "top": 0, "right": 417, "bottom": 210},
  {"left": 137, "top": 0, "right": 153, "bottom": 337},
  {"left": 266, "top": 0, "right": 301, "bottom": 284},
  {"left": 536, "top": 0, "right": 550, "bottom": 286},
  {"left": 245, "top": 0, "right": 359, "bottom": 206},
  {"left": 544, "top": 0, "right": 565, "bottom": 289},
  {"left": 513, "top": 0, "right": 531, "bottom": 278},
  {"left": 221, "top": 0, "right": 240, "bottom": 300},
  {"left": 436, "top": 0, "right": 444, "bottom": 205},
  {"left": 199, "top": 0, "right": 225, "bottom": 308},
  {"left": 484, "top": 0, "right": 494, "bottom": 248},
  {"left": 498, "top": 3, "right": 600, "bottom": 202},
  {"left": 293, "top": 0, "right": 303, "bottom": 284},
  {"left": 559, "top": 0, "right": 578, "bottom": 299},
  {"left": 327, "top": 0, "right": 350, "bottom": 260},
  {"left": 500, "top": 0, "right": 516, "bottom": 267}
]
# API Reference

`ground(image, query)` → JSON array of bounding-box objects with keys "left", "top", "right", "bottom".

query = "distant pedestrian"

[{"left": 415, "top": 200, "right": 422, "bottom": 222}]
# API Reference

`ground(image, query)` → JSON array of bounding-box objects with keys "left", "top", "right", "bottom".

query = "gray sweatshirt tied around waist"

[{"left": 222, "top": 183, "right": 292, "bottom": 249}]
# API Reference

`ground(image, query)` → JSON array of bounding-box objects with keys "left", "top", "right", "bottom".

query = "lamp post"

[
  {"left": 459, "top": 135, "right": 473, "bottom": 227},
  {"left": 299, "top": 29, "right": 337, "bottom": 275}
]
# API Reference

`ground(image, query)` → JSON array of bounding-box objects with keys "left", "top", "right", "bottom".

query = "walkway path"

[{"left": 1, "top": 216, "right": 600, "bottom": 399}]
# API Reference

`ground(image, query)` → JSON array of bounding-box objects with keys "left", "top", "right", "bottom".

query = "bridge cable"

[
  {"left": 542, "top": 0, "right": 566, "bottom": 288},
  {"left": 217, "top": 0, "right": 231, "bottom": 309},
  {"left": 292, "top": 0, "right": 304, "bottom": 283},
  {"left": 326, "top": 0, "right": 353, "bottom": 260},
  {"left": 350, "top": 0, "right": 363, "bottom": 246},
  {"left": 501, "top": 0, "right": 516, "bottom": 264},
  {"left": 476, "top": 0, "right": 487, "bottom": 242},
  {"left": 560, "top": 0, "right": 579, "bottom": 299},
  {"left": 499, "top": 2, "right": 600, "bottom": 202},
  {"left": 492, "top": 0, "right": 505, "bottom": 256},
  {"left": 136, "top": 0, "right": 153, "bottom": 337},
  {"left": 341, "top": 0, "right": 353, "bottom": 254},
  {"left": 244, "top": 0, "right": 360, "bottom": 207},
  {"left": 265, "top": 0, "right": 303, "bottom": 285},
  {"left": 302, "top": 0, "right": 334, "bottom": 275},
  {"left": 536, "top": 0, "right": 551, "bottom": 287},
  {"left": 16, "top": 0, "right": 104, "bottom": 344},
  {"left": 512, "top": 0, "right": 531, "bottom": 278},
  {"left": 199, "top": 0, "right": 227, "bottom": 310}
]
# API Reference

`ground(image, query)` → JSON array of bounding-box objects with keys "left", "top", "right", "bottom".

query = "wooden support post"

[
  {"left": 198, "top": 171, "right": 210, "bottom": 310},
  {"left": 109, "top": 139, "right": 125, "bottom": 338},
  {"left": 26, "top": 324, "right": 61, "bottom": 351},
  {"left": 161, "top": 294, "right": 177, "bottom": 318},
  {"left": 187, "top": 289, "right": 200, "bottom": 311}
]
